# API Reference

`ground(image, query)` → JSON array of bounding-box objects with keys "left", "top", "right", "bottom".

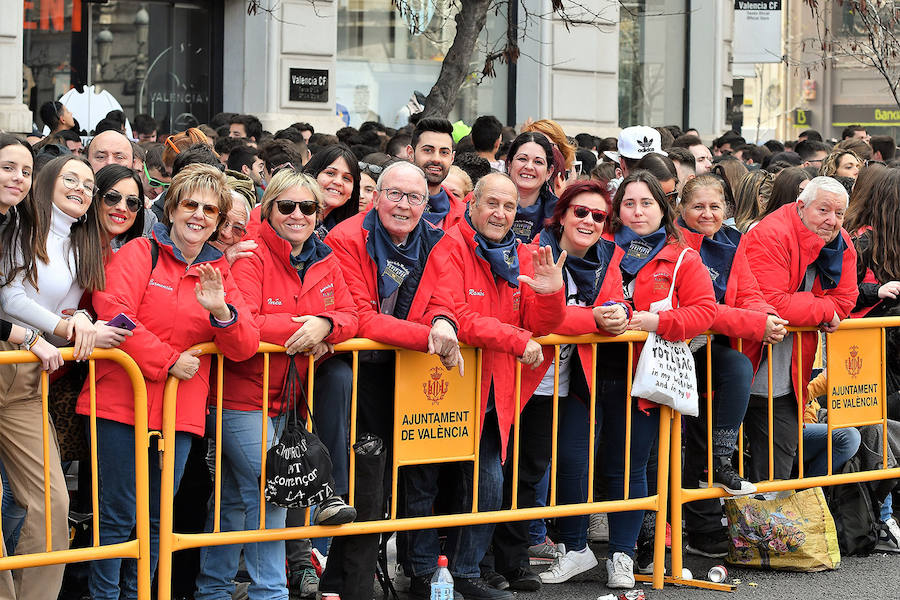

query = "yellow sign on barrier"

[
  {"left": 826, "top": 328, "right": 884, "bottom": 427},
  {"left": 393, "top": 349, "right": 478, "bottom": 464}
]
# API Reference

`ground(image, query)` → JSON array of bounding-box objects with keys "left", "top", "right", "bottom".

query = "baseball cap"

[{"left": 604, "top": 126, "right": 668, "bottom": 163}]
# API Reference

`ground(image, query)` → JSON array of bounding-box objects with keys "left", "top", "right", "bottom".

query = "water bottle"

[{"left": 430, "top": 555, "right": 453, "bottom": 600}]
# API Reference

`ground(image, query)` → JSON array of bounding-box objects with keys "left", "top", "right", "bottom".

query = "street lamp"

[
  {"left": 134, "top": 5, "right": 150, "bottom": 112},
  {"left": 135, "top": 6, "right": 149, "bottom": 48},
  {"left": 95, "top": 29, "right": 114, "bottom": 81}
]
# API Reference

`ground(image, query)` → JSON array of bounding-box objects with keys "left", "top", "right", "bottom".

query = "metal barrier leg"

[
  {"left": 651, "top": 406, "right": 672, "bottom": 590},
  {"left": 669, "top": 411, "right": 683, "bottom": 582}
]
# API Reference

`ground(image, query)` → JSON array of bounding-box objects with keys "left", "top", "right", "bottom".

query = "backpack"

[{"left": 823, "top": 454, "right": 880, "bottom": 555}]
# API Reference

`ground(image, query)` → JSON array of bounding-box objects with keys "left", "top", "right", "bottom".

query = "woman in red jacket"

[
  {"left": 76, "top": 164, "right": 259, "bottom": 600},
  {"left": 195, "top": 169, "right": 359, "bottom": 599},
  {"left": 602, "top": 171, "right": 716, "bottom": 589},
  {"left": 676, "top": 175, "right": 788, "bottom": 556}
]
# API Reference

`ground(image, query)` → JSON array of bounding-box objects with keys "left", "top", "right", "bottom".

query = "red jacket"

[
  {"left": 218, "top": 221, "right": 358, "bottom": 414},
  {"left": 742, "top": 203, "right": 858, "bottom": 405},
  {"left": 437, "top": 186, "right": 467, "bottom": 231},
  {"left": 445, "top": 220, "right": 565, "bottom": 459},
  {"left": 520, "top": 241, "right": 627, "bottom": 404},
  {"left": 324, "top": 211, "right": 458, "bottom": 349},
  {"left": 679, "top": 226, "right": 777, "bottom": 347},
  {"left": 76, "top": 228, "right": 259, "bottom": 435}
]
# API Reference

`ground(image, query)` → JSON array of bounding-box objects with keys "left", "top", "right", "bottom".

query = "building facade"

[{"left": 4, "top": 0, "right": 736, "bottom": 138}]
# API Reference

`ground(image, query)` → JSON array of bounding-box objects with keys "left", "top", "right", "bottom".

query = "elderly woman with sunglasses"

[
  {"left": 75, "top": 163, "right": 258, "bottom": 600},
  {"left": 195, "top": 170, "right": 358, "bottom": 600}
]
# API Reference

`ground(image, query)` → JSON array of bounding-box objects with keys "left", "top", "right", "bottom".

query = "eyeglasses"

[
  {"left": 359, "top": 162, "right": 384, "bottom": 175},
  {"left": 59, "top": 172, "right": 95, "bottom": 195},
  {"left": 177, "top": 198, "right": 220, "bottom": 220},
  {"left": 164, "top": 136, "right": 181, "bottom": 155},
  {"left": 275, "top": 199, "right": 318, "bottom": 216},
  {"left": 665, "top": 190, "right": 678, "bottom": 201},
  {"left": 143, "top": 164, "right": 170, "bottom": 189},
  {"left": 220, "top": 221, "right": 248, "bottom": 239},
  {"left": 570, "top": 204, "right": 607, "bottom": 223},
  {"left": 102, "top": 189, "right": 142, "bottom": 213},
  {"left": 382, "top": 187, "right": 426, "bottom": 206}
]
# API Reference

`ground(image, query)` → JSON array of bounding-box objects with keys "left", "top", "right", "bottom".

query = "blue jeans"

[
  {"left": 401, "top": 410, "right": 503, "bottom": 579},
  {"left": 555, "top": 374, "right": 659, "bottom": 557},
  {"left": 801, "top": 423, "right": 861, "bottom": 477},
  {"left": 528, "top": 469, "right": 550, "bottom": 545},
  {"left": 89, "top": 418, "right": 191, "bottom": 600},
  {"left": 0, "top": 459, "right": 26, "bottom": 555},
  {"left": 195, "top": 409, "right": 288, "bottom": 600}
]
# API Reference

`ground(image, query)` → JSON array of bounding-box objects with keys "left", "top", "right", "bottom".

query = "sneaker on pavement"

[
  {"left": 538, "top": 546, "right": 598, "bottom": 584},
  {"left": 875, "top": 517, "right": 900, "bottom": 553},
  {"left": 685, "top": 529, "right": 729, "bottom": 558},
  {"left": 713, "top": 457, "right": 757, "bottom": 496},
  {"left": 605, "top": 552, "right": 635, "bottom": 590},
  {"left": 501, "top": 567, "right": 541, "bottom": 592},
  {"left": 454, "top": 576, "right": 514, "bottom": 600},
  {"left": 528, "top": 536, "right": 562, "bottom": 565},
  {"left": 314, "top": 495, "right": 357, "bottom": 526},
  {"left": 289, "top": 567, "right": 318, "bottom": 599},
  {"left": 480, "top": 568, "right": 509, "bottom": 590},
  {"left": 409, "top": 575, "right": 463, "bottom": 600},
  {"left": 587, "top": 513, "right": 609, "bottom": 543}
]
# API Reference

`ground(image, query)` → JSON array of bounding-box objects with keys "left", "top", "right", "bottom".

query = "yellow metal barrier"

[
  {"left": 668, "top": 316, "right": 900, "bottom": 592},
  {"left": 0, "top": 348, "right": 152, "bottom": 599},
  {"left": 155, "top": 332, "right": 677, "bottom": 598}
]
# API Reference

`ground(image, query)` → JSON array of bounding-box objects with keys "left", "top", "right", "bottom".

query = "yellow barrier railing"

[
  {"left": 0, "top": 348, "right": 151, "bottom": 600},
  {"left": 667, "top": 316, "right": 900, "bottom": 592},
  {"left": 154, "top": 332, "right": 678, "bottom": 598}
]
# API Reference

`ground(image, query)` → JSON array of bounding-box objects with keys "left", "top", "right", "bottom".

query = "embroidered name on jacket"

[
  {"left": 148, "top": 278, "right": 173, "bottom": 291},
  {"left": 627, "top": 240, "right": 652, "bottom": 259},
  {"left": 468, "top": 288, "right": 485, "bottom": 297},
  {"left": 652, "top": 273, "right": 671, "bottom": 293},
  {"left": 267, "top": 298, "right": 283, "bottom": 306},
  {"left": 384, "top": 260, "right": 410, "bottom": 285}
]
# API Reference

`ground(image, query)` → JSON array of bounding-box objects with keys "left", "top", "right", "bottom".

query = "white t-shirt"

[{"left": 535, "top": 270, "right": 585, "bottom": 397}]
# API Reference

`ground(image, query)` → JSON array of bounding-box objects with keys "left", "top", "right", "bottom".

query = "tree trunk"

[{"left": 421, "top": 0, "right": 493, "bottom": 119}]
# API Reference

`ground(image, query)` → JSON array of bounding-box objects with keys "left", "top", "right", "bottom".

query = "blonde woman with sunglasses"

[{"left": 74, "top": 163, "right": 258, "bottom": 599}]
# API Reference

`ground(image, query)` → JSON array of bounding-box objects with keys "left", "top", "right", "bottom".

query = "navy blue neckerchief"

[
  {"left": 679, "top": 218, "right": 740, "bottom": 303},
  {"left": 289, "top": 234, "right": 332, "bottom": 281},
  {"left": 512, "top": 185, "right": 557, "bottom": 244},
  {"left": 614, "top": 225, "right": 668, "bottom": 278},
  {"left": 814, "top": 233, "right": 847, "bottom": 290},
  {"left": 423, "top": 188, "right": 451, "bottom": 225},
  {"left": 322, "top": 212, "right": 341, "bottom": 233},
  {"left": 363, "top": 209, "right": 443, "bottom": 302},
  {"left": 539, "top": 228, "right": 614, "bottom": 304},
  {"left": 152, "top": 222, "right": 223, "bottom": 264},
  {"left": 466, "top": 212, "right": 520, "bottom": 288}
]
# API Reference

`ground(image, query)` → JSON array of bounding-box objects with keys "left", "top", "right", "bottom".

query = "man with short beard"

[{"left": 406, "top": 118, "right": 467, "bottom": 230}]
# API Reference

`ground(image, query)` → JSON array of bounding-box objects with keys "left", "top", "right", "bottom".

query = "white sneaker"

[
  {"left": 875, "top": 517, "right": 900, "bottom": 553},
  {"left": 587, "top": 513, "right": 609, "bottom": 542},
  {"left": 605, "top": 552, "right": 635, "bottom": 590},
  {"left": 538, "top": 546, "right": 598, "bottom": 584}
]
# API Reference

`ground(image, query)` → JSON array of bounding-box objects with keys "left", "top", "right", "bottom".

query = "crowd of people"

[{"left": 0, "top": 106, "right": 898, "bottom": 600}]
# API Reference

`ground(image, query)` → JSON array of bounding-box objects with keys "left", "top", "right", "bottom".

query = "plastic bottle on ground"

[{"left": 430, "top": 555, "right": 454, "bottom": 600}]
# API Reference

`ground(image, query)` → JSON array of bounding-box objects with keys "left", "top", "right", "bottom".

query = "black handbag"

[{"left": 264, "top": 354, "right": 335, "bottom": 508}]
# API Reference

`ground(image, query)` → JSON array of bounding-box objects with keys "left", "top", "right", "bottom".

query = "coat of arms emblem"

[
  {"left": 845, "top": 345, "right": 862, "bottom": 378},
  {"left": 423, "top": 366, "right": 449, "bottom": 405}
]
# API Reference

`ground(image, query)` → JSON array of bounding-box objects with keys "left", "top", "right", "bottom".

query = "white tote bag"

[{"left": 630, "top": 248, "right": 700, "bottom": 416}]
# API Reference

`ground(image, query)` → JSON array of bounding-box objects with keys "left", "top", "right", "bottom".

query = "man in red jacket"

[
  {"left": 406, "top": 117, "right": 467, "bottom": 230},
  {"left": 400, "top": 172, "right": 566, "bottom": 599},
  {"left": 321, "top": 161, "right": 463, "bottom": 600},
  {"left": 742, "top": 176, "right": 858, "bottom": 482}
]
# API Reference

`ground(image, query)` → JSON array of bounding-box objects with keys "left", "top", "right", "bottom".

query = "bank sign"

[{"left": 832, "top": 105, "right": 900, "bottom": 126}]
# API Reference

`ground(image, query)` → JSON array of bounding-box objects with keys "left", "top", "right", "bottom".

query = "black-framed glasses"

[
  {"left": 59, "top": 172, "right": 95, "bottom": 195},
  {"left": 570, "top": 204, "right": 607, "bottom": 223},
  {"left": 275, "top": 199, "right": 318, "bottom": 216},
  {"left": 359, "top": 161, "right": 384, "bottom": 175},
  {"left": 143, "top": 164, "right": 170, "bottom": 189},
  {"left": 382, "top": 187, "right": 426, "bottom": 206},
  {"left": 102, "top": 189, "right": 142, "bottom": 213}
]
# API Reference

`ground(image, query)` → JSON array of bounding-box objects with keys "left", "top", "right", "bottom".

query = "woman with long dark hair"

[
  {"left": 505, "top": 131, "right": 557, "bottom": 243},
  {"left": 302, "top": 144, "right": 360, "bottom": 232},
  {"left": 93, "top": 165, "right": 146, "bottom": 254},
  {"left": 756, "top": 166, "right": 811, "bottom": 225}
]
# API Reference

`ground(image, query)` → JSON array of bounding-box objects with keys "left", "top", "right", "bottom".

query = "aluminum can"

[
  {"left": 708, "top": 565, "right": 728, "bottom": 583},
  {"left": 617, "top": 590, "right": 645, "bottom": 600}
]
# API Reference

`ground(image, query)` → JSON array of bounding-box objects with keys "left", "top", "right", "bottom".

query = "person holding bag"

[
  {"left": 676, "top": 174, "right": 788, "bottom": 557},
  {"left": 195, "top": 170, "right": 358, "bottom": 600},
  {"left": 598, "top": 170, "right": 716, "bottom": 589}
]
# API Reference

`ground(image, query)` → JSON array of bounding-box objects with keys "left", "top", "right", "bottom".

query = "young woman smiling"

[
  {"left": 302, "top": 144, "right": 360, "bottom": 233},
  {"left": 93, "top": 164, "right": 146, "bottom": 254},
  {"left": 505, "top": 131, "right": 557, "bottom": 243}
]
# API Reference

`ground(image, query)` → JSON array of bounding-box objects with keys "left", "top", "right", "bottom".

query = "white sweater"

[{"left": 0, "top": 204, "right": 84, "bottom": 346}]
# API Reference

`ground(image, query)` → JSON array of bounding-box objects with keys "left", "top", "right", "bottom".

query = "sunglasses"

[
  {"left": 359, "top": 161, "right": 384, "bottom": 175},
  {"left": 102, "top": 189, "right": 142, "bottom": 213},
  {"left": 571, "top": 204, "right": 607, "bottom": 223},
  {"left": 275, "top": 199, "right": 318, "bottom": 216},
  {"left": 178, "top": 198, "right": 220, "bottom": 220},
  {"left": 164, "top": 136, "right": 181, "bottom": 155},
  {"left": 144, "top": 164, "right": 170, "bottom": 189},
  {"left": 272, "top": 162, "right": 296, "bottom": 176}
]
